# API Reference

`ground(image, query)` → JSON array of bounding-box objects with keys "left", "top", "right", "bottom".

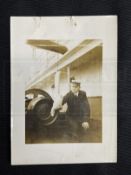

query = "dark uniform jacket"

[{"left": 62, "top": 90, "right": 90, "bottom": 122}]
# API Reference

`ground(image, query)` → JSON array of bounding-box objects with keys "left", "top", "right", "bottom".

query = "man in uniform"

[{"left": 62, "top": 80, "right": 90, "bottom": 139}]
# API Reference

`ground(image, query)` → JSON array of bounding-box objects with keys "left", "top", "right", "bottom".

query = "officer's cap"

[{"left": 71, "top": 80, "right": 81, "bottom": 86}]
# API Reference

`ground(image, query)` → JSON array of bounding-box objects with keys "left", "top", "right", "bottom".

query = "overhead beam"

[{"left": 26, "top": 39, "right": 68, "bottom": 54}]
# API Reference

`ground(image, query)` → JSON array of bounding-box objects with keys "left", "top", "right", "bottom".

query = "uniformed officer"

[{"left": 62, "top": 80, "right": 90, "bottom": 139}]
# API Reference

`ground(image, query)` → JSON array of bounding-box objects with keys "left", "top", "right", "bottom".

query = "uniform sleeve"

[
  {"left": 82, "top": 92, "right": 90, "bottom": 122},
  {"left": 62, "top": 94, "right": 68, "bottom": 105}
]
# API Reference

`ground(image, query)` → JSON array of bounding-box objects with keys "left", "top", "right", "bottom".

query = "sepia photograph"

[
  {"left": 11, "top": 16, "right": 117, "bottom": 165},
  {"left": 25, "top": 39, "right": 102, "bottom": 144}
]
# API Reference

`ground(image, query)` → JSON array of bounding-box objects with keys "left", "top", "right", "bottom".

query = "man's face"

[{"left": 70, "top": 83, "right": 80, "bottom": 93}]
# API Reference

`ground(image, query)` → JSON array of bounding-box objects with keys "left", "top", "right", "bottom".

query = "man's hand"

[
  {"left": 82, "top": 122, "right": 89, "bottom": 129},
  {"left": 59, "top": 103, "right": 68, "bottom": 113},
  {"left": 51, "top": 108, "right": 55, "bottom": 117},
  {"left": 51, "top": 95, "right": 63, "bottom": 117}
]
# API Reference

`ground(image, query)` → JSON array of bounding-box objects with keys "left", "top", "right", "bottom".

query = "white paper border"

[{"left": 11, "top": 16, "right": 117, "bottom": 165}]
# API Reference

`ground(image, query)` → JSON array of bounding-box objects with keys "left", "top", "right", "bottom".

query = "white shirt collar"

[{"left": 73, "top": 92, "right": 79, "bottom": 96}]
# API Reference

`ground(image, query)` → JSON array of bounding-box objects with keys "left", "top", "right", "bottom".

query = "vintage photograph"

[
  {"left": 25, "top": 39, "right": 102, "bottom": 144},
  {"left": 11, "top": 16, "right": 117, "bottom": 164}
]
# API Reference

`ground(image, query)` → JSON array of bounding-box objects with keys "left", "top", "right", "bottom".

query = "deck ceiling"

[{"left": 26, "top": 40, "right": 102, "bottom": 89}]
